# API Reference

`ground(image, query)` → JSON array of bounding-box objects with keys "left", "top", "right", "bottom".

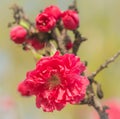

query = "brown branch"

[
  {"left": 81, "top": 97, "right": 108, "bottom": 119},
  {"left": 84, "top": 50, "right": 120, "bottom": 119},
  {"left": 68, "top": 0, "right": 87, "bottom": 55},
  {"left": 8, "top": 4, "right": 34, "bottom": 28},
  {"left": 89, "top": 50, "right": 120, "bottom": 79},
  {"left": 69, "top": 2, "right": 109, "bottom": 117},
  {"left": 69, "top": 0, "right": 78, "bottom": 12},
  {"left": 51, "top": 29, "right": 68, "bottom": 55},
  {"left": 72, "top": 30, "right": 87, "bottom": 55},
  {"left": 80, "top": 84, "right": 108, "bottom": 119}
]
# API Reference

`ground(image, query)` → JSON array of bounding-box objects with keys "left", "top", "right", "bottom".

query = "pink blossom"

[
  {"left": 93, "top": 100, "right": 120, "bottom": 119},
  {"left": 44, "top": 5, "right": 61, "bottom": 21},
  {"left": 18, "top": 51, "right": 89, "bottom": 112},
  {"left": 61, "top": 10, "right": 79, "bottom": 30},
  {"left": 10, "top": 25, "right": 27, "bottom": 44},
  {"left": 36, "top": 12, "right": 56, "bottom": 32}
]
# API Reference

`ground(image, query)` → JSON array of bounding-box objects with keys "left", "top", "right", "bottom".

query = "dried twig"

[
  {"left": 89, "top": 51, "right": 120, "bottom": 79},
  {"left": 81, "top": 84, "right": 108, "bottom": 119},
  {"left": 85, "top": 50, "right": 120, "bottom": 119},
  {"left": 69, "top": 0, "right": 78, "bottom": 12},
  {"left": 51, "top": 29, "right": 68, "bottom": 55},
  {"left": 72, "top": 29, "right": 87, "bottom": 55},
  {"left": 8, "top": 4, "right": 34, "bottom": 28}
]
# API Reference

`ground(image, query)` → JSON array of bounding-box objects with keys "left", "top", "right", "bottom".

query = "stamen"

[{"left": 48, "top": 74, "right": 61, "bottom": 89}]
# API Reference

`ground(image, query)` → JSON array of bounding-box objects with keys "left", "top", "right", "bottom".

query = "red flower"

[
  {"left": 93, "top": 100, "right": 120, "bottom": 119},
  {"left": 25, "top": 38, "right": 45, "bottom": 50},
  {"left": 44, "top": 5, "right": 61, "bottom": 21},
  {"left": 36, "top": 12, "right": 56, "bottom": 32},
  {"left": 18, "top": 52, "right": 89, "bottom": 112},
  {"left": 10, "top": 25, "right": 27, "bottom": 44},
  {"left": 61, "top": 10, "right": 79, "bottom": 30}
]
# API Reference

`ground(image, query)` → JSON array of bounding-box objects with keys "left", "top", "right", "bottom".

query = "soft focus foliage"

[{"left": 0, "top": 0, "right": 120, "bottom": 119}]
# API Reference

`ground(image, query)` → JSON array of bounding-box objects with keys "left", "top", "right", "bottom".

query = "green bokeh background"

[{"left": 0, "top": 0, "right": 120, "bottom": 119}]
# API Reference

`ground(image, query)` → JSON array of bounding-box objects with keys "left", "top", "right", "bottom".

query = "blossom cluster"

[
  {"left": 10, "top": 25, "right": 45, "bottom": 50},
  {"left": 9, "top": 5, "right": 89, "bottom": 112},
  {"left": 9, "top": 5, "right": 79, "bottom": 51},
  {"left": 36, "top": 5, "right": 79, "bottom": 32}
]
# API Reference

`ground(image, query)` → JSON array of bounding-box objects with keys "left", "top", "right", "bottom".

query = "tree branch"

[
  {"left": 89, "top": 50, "right": 120, "bottom": 79},
  {"left": 72, "top": 30, "right": 87, "bottom": 55}
]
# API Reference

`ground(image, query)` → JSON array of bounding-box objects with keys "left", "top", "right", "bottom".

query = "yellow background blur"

[{"left": 0, "top": 0, "right": 120, "bottom": 119}]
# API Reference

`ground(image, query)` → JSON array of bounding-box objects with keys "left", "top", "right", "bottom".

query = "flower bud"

[
  {"left": 25, "top": 38, "right": 45, "bottom": 50},
  {"left": 65, "top": 41, "right": 73, "bottom": 50},
  {"left": 36, "top": 12, "right": 56, "bottom": 32},
  {"left": 44, "top": 5, "right": 61, "bottom": 20},
  {"left": 61, "top": 10, "right": 79, "bottom": 30},
  {"left": 10, "top": 25, "right": 27, "bottom": 44},
  {"left": 18, "top": 81, "right": 31, "bottom": 96}
]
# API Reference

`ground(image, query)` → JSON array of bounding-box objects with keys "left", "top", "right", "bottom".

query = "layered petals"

[
  {"left": 10, "top": 25, "right": 27, "bottom": 44},
  {"left": 36, "top": 12, "right": 56, "bottom": 32},
  {"left": 18, "top": 52, "right": 89, "bottom": 112},
  {"left": 62, "top": 10, "right": 79, "bottom": 30},
  {"left": 44, "top": 5, "right": 61, "bottom": 21}
]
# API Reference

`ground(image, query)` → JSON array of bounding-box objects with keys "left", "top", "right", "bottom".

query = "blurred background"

[{"left": 0, "top": 0, "right": 120, "bottom": 119}]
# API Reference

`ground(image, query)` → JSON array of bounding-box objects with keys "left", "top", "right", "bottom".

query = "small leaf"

[{"left": 20, "top": 20, "right": 30, "bottom": 29}]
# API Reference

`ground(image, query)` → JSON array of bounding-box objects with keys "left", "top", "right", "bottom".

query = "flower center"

[{"left": 48, "top": 74, "right": 61, "bottom": 89}]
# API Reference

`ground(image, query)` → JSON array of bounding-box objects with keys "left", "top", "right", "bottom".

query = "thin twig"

[
  {"left": 8, "top": 4, "right": 34, "bottom": 27},
  {"left": 51, "top": 29, "right": 68, "bottom": 55},
  {"left": 69, "top": 0, "right": 78, "bottom": 12},
  {"left": 72, "top": 30, "right": 87, "bottom": 55},
  {"left": 80, "top": 84, "right": 108, "bottom": 119},
  {"left": 89, "top": 50, "right": 120, "bottom": 79}
]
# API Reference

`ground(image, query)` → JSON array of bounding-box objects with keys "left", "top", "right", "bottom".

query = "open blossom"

[
  {"left": 93, "top": 100, "right": 120, "bottom": 119},
  {"left": 18, "top": 51, "right": 89, "bottom": 112},
  {"left": 44, "top": 5, "right": 61, "bottom": 21},
  {"left": 61, "top": 10, "right": 79, "bottom": 30},
  {"left": 36, "top": 12, "right": 56, "bottom": 32},
  {"left": 10, "top": 25, "right": 27, "bottom": 44}
]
